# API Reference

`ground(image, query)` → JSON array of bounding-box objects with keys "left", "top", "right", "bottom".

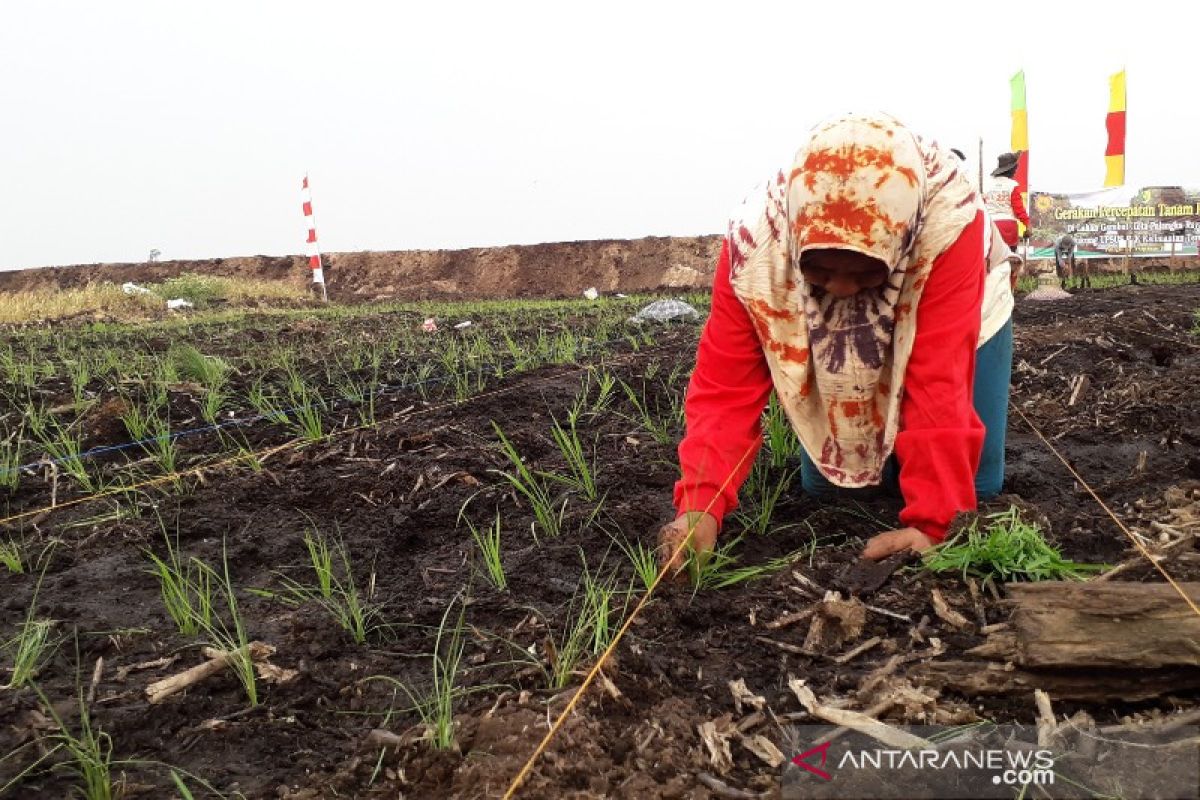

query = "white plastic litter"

[
  {"left": 166, "top": 298, "right": 194, "bottom": 310},
  {"left": 454, "top": 321, "right": 474, "bottom": 330},
  {"left": 627, "top": 299, "right": 700, "bottom": 325},
  {"left": 122, "top": 282, "right": 152, "bottom": 295},
  {"left": 422, "top": 318, "right": 438, "bottom": 333},
  {"left": 583, "top": 287, "right": 599, "bottom": 300}
]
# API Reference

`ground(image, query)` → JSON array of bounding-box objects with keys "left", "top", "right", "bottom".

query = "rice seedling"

[
  {"left": 248, "top": 378, "right": 290, "bottom": 425},
  {"left": 368, "top": 593, "right": 468, "bottom": 750},
  {"left": 3, "top": 552, "right": 56, "bottom": 689},
  {"left": 543, "top": 561, "right": 624, "bottom": 689},
  {"left": 195, "top": 542, "right": 259, "bottom": 707},
  {"left": 170, "top": 344, "right": 230, "bottom": 389},
  {"left": 302, "top": 527, "right": 335, "bottom": 599},
  {"left": 492, "top": 422, "right": 567, "bottom": 540},
  {"left": 288, "top": 383, "right": 327, "bottom": 441},
  {"left": 611, "top": 534, "right": 659, "bottom": 593},
  {"left": 0, "top": 425, "right": 23, "bottom": 492},
  {"left": 547, "top": 415, "right": 600, "bottom": 502},
  {"left": 733, "top": 462, "right": 798, "bottom": 537},
  {"left": 617, "top": 378, "right": 681, "bottom": 446},
  {"left": 35, "top": 418, "right": 100, "bottom": 493},
  {"left": 922, "top": 506, "right": 1107, "bottom": 584},
  {"left": 30, "top": 684, "right": 116, "bottom": 800},
  {"left": 118, "top": 392, "right": 160, "bottom": 442},
  {"left": 458, "top": 504, "right": 506, "bottom": 591},
  {"left": 277, "top": 526, "right": 378, "bottom": 644},
  {"left": 336, "top": 364, "right": 380, "bottom": 428},
  {"left": 685, "top": 535, "right": 802, "bottom": 591},
  {"left": 763, "top": 394, "right": 801, "bottom": 469},
  {"left": 144, "top": 521, "right": 213, "bottom": 636},
  {"left": 0, "top": 538, "right": 22, "bottom": 573},
  {"left": 65, "top": 357, "right": 92, "bottom": 410},
  {"left": 590, "top": 369, "right": 618, "bottom": 415}
]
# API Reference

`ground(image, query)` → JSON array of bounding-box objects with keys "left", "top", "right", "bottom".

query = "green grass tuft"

[{"left": 922, "top": 506, "right": 1106, "bottom": 584}]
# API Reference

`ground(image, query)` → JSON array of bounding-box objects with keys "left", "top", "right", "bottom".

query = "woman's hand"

[
  {"left": 657, "top": 512, "right": 719, "bottom": 579},
  {"left": 862, "top": 527, "right": 938, "bottom": 560}
]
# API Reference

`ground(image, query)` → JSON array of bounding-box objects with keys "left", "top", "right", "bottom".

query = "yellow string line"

[
  {"left": 0, "top": 349, "right": 663, "bottom": 529},
  {"left": 1014, "top": 404, "right": 1200, "bottom": 617},
  {"left": 501, "top": 442, "right": 757, "bottom": 800}
]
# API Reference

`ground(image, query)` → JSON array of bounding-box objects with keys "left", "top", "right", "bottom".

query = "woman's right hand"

[{"left": 656, "top": 512, "right": 719, "bottom": 580}]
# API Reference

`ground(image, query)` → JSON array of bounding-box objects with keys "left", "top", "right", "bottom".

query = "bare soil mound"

[{"left": 0, "top": 236, "right": 723, "bottom": 301}]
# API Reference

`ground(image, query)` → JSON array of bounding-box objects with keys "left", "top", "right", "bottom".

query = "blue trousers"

[{"left": 800, "top": 319, "right": 1013, "bottom": 499}]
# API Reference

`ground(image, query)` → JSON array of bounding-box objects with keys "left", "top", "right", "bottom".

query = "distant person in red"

[
  {"left": 983, "top": 152, "right": 1030, "bottom": 248},
  {"left": 657, "top": 114, "right": 1015, "bottom": 574}
]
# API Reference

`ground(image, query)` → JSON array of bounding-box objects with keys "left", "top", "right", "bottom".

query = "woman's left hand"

[{"left": 862, "top": 527, "right": 938, "bottom": 560}]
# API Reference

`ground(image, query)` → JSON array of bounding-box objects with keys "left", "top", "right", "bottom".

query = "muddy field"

[{"left": 2, "top": 284, "right": 1200, "bottom": 799}]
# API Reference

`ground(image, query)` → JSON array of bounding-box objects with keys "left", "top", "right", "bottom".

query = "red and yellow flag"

[
  {"left": 1104, "top": 69, "right": 1126, "bottom": 187},
  {"left": 1010, "top": 70, "right": 1029, "bottom": 230}
]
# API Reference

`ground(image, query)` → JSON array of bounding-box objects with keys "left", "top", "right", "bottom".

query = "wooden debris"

[
  {"left": 87, "top": 657, "right": 104, "bottom": 705},
  {"left": 697, "top": 715, "right": 736, "bottom": 774},
  {"left": 833, "top": 636, "right": 882, "bottom": 664},
  {"left": 740, "top": 733, "right": 785, "bottom": 768},
  {"left": 765, "top": 606, "right": 816, "bottom": 630},
  {"left": 966, "top": 630, "right": 1017, "bottom": 659},
  {"left": 735, "top": 711, "right": 767, "bottom": 734},
  {"left": 755, "top": 636, "right": 812, "bottom": 657},
  {"left": 696, "top": 772, "right": 767, "bottom": 799},
  {"left": 1007, "top": 581, "right": 1200, "bottom": 668},
  {"left": 1067, "top": 374, "right": 1091, "bottom": 407},
  {"left": 1091, "top": 533, "right": 1194, "bottom": 582},
  {"left": 911, "top": 660, "right": 1200, "bottom": 702},
  {"left": 788, "top": 678, "right": 931, "bottom": 749},
  {"left": 930, "top": 589, "right": 972, "bottom": 630},
  {"left": 1034, "top": 690, "right": 1056, "bottom": 747},
  {"left": 596, "top": 669, "right": 625, "bottom": 704},
  {"left": 863, "top": 603, "right": 911, "bottom": 623},
  {"left": 145, "top": 642, "right": 275, "bottom": 704},
  {"left": 728, "top": 678, "right": 766, "bottom": 715},
  {"left": 1099, "top": 707, "right": 1200, "bottom": 736},
  {"left": 255, "top": 661, "right": 298, "bottom": 685},
  {"left": 803, "top": 591, "right": 865, "bottom": 652},
  {"left": 366, "top": 728, "right": 407, "bottom": 748}
]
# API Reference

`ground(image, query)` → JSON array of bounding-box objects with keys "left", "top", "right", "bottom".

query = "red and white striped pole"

[{"left": 301, "top": 174, "right": 328, "bottom": 302}]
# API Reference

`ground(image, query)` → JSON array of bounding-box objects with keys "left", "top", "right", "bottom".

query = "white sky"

[{"left": 2, "top": 1, "right": 1196, "bottom": 270}]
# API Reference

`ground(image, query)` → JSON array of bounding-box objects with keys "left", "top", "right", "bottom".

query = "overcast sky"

[{"left": 3, "top": 1, "right": 1195, "bottom": 270}]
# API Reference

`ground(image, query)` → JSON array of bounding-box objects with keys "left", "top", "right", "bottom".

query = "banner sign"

[{"left": 1028, "top": 185, "right": 1200, "bottom": 259}]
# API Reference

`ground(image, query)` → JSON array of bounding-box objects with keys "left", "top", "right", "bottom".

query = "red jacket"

[{"left": 674, "top": 212, "right": 987, "bottom": 541}]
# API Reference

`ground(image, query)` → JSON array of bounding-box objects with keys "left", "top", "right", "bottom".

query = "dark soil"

[{"left": 2, "top": 284, "right": 1199, "bottom": 799}]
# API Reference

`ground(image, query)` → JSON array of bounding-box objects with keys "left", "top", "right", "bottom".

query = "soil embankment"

[{"left": 0, "top": 236, "right": 724, "bottom": 301}]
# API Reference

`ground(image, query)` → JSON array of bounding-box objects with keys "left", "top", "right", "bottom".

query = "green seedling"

[
  {"left": 547, "top": 415, "right": 600, "bottom": 502},
  {"left": 194, "top": 542, "right": 259, "bottom": 707},
  {"left": 369, "top": 593, "right": 468, "bottom": 750},
  {"left": 144, "top": 522, "right": 213, "bottom": 637},
  {"left": 922, "top": 506, "right": 1106, "bottom": 584},
  {"left": 459, "top": 506, "right": 507, "bottom": 591},
  {"left": 492, "top": 422, "right": 567, "bottom": 540},
  {"left": 31, "top": 684, "right": 115, "bottom": 800},
  {"left": 685, "top": 535, "right": 802, "bottom": 591},
  {"left": 733, "top": 462, "right": 798, "bottom": 537},
  {"left": 278, "top": 527, "right": 378, "bottom": 644},
  {"left": 763, "top": 394, "right": 801, "bottom": 469},
  {"left": 3, "top": 551, "right": 57, "bottom": 688},
  {"left": 0, "top": 538, "right": 22, "bottom": 573},
  {"left": 611, "top": 534, "right": 659, "bottom": 593}
]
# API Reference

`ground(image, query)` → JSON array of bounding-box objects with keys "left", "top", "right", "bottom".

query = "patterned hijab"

[{"left": 728, "top": 114, "right": 979, "bottom": 487}]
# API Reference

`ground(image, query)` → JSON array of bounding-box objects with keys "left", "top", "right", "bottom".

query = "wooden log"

[
  {"left": 911, "top": 660, "right": 1200, "bottom": 702},
  {"left": 1005, "top": 582, "right": 1200, "bottom": 668},
  {"left": 145, "top": 642, "right": 274, "bottom": 704}
]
